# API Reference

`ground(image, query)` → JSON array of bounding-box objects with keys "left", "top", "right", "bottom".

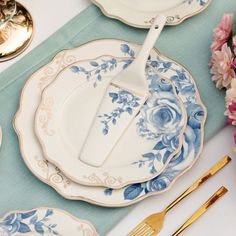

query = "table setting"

[{"left": 0, "top": 0, "right": 236, "bottom": 235}]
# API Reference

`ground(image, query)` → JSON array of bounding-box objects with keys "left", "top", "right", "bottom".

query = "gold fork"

[
  {"left": 172, "top": 186, "right": 228, "bottom": 236},
  {"left": 128, "top": 155, "right": 231, "bottom": 236}
]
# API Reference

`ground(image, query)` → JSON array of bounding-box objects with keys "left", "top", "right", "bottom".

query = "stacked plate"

[{"left": 14, "top": 39, "right": 207, "bottom": 207}]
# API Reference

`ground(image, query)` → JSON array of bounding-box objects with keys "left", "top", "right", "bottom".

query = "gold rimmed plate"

[
  {"left": 33, "top": 55, "right": 187, "bottom": 189},
  {"left": 91, "top": 0, "right": 212, "bottom": 28},
  {"left": 14, "top": 39, "right": 207, "bottom": 207}
]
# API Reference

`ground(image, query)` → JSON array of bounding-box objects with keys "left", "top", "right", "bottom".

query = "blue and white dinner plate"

[
  {"left": 91, "top": 0, "right": 211, "bottom": 28},
  {"left": 33, "top": 55, "right": 186, "bottom": 189},
  {"left": 14, "top": 39, "right": 207, "bottom": 207},
  {"left": 0, "top": 207, "right": 98, "bottom": 235}
]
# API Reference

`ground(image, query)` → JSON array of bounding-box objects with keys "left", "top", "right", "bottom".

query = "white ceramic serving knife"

[{"left": 80, "top": 15, "right": 167, "bottom": 167}]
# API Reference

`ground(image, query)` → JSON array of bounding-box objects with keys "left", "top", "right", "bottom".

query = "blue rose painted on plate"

[
  {"left": 137, "top": 92, "right": 182, "bottom": 139},
  {"left": 98, "top": 90, "right": 140, "bottom": 135},
  {"left": 0, "top": 209, "right": 58, "bottom": 235}
]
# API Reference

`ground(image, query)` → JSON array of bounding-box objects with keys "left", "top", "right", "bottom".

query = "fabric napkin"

[{"left": 0, "top": 0, "right": 234, "bottom": 235}]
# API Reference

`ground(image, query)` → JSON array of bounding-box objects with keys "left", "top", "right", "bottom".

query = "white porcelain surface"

[
  {"left": 14, "top": 39, "right": 206, "bottom": 207},
  {"left": 34, "top": 55, "right": 186, "bottom": 188},
  {"left": 92, "top": 0, "right": 211, "bottom": 28}
]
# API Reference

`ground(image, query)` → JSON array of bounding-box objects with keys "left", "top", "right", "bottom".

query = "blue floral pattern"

[
  {"left": 102, "top": 43, "right": 206, "bottom": 200},
  {"left": 0, "top": 209, "right": 58, "bottom": 235},
  {"left": 70, "top": 57, "right": 131, "bottom": 88},
  {"left": 133, "top": 75, "right": 185, "bottom": 174},
  {"left": 99, "top": 90, "right": 140, "bottom": 135},
  {"left": 70, "top": 45, "right": 186, "bottom": 175}
]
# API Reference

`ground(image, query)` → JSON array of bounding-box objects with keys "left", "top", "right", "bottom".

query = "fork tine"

[
  {"left": 128, "top": 222, "right": 150, "bottom": 236},
  {"left": 135, "top": 224, "right": 151, "bottom": 235},
  {"left": 142, "top": 227, "right": 155, "bottom": 236},
  {"left": 128, "top": 221, "right": 146, "bottom": 235}
]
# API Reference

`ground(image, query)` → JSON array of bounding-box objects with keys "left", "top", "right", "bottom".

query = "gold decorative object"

[
  {"left": 0, "top": 1, "right": 33, "bottom": 62},
  {"left": 172, "top": 186, "right": 228, "bottom": 236},
  {"left": 128, "top": 156, "right": 231, "bottom": 236}
]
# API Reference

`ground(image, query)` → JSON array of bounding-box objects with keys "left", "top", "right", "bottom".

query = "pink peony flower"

[
  {"left": 231, "top": 58, "right": 236, "bottom": 69},
  {"left": 232, "top": 36, "right": 236, "bottom": 55},
  {"left": 211, "top": 13, "right": 233, "bottom": 52},
  {"left": 226, "top": 79, "right": 236, "bottom": 103},
  {"left": 210, "top": 43, "right": 236, "bottom": 89},
  {"left": 225, "top": 80, "right": 236, "bottom": 125}
]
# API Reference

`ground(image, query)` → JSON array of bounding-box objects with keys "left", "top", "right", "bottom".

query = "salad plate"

[
  {"left": 34, "top": 55, "right": 186, "bottom": 189},
  {"left": 91, "top": 0, "right": 211, "bottom": 28},
  {"left": 14, "top": 39, "right": 206, "bottom": 207},
  {"left": 0, "top": 207, "right": 98, "bottom": 235}
]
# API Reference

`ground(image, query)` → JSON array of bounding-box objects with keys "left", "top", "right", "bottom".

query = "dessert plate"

[
  {"left": 91, "top": 0, "right": 211, "bottom": 28},
  {"left": 14, "top": 39, "right": 206, "bottom": 207},
  {"left": 35, "top": 55, "right": 186, "bottom": 189},
  {"left": 0, "top": 207, "right": 98, "bottom": 235}
]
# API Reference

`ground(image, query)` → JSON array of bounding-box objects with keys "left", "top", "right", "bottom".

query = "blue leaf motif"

[
  {"left": 3, "top": 213, "right": 14, "bottom": 224},
  {"left": 162, "top": 150, "right": 171, "bottom": 164},
  {"left": 120, "top": 44, "right": 130, "bottom": 54},
  {"left": 103, "top": 128, "right": 108, "bottom": 135},
  {"left": 99, "top": 90, "right": 140, "bottom": 135},
  {"left": 35, "top": 222, "right": 44, "bottom": 234},
  {"left": 70, "top": 65, "right": 80, "bottom": 73},
  {"left": 129, "top": 49, "right": 135, "bottom": 57},
  {"left": 126, "top": 107, "right": 133, "bottom": 115},
  {"left": 150, "top": 166, "right": 157, "bottom": 174},
  {"left": 104, "top": 188, "right": 113, "bottom": 195},
  {"left": 109, "top": 92, "right": 118, "bottom": 102},
  {"left": 21, "top": 210, "right": 37, "bottom": 219},
  {"left": 90, "top": 61, "right": 99, "bottom": 67},
  {"left": 97, "top": 74, "right": 102, "bottom": 81},
  {"left": 70, "top": 66, "right": 85, "bottom": 73},
  {"left": 154, "top": 141, "right": 166, "bottom": 150},
  {"left": 18, "top": 222, "right": 31, "bottom": 233},
  {"left": 30, "top": 215, "right": 38, "bottom": 224},
  {"left": 124, "top": 183, "right": 144, "bottom": 200},
  {"left": 143, "top": 153, "right": 155, "bottom": 159},
  {"left": 45, "top": 209, "right": 53, "bottom": 217}
]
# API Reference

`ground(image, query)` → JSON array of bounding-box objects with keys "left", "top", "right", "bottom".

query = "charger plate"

[
  {"left": 14, "top": 39, "right": 207, "bottom": 207},
  {"left": 91, "top": 0, "right": 211, "bottom": 28},
  {"left": 34, "top": 55, "right": 186, "bottom": 189},
  {"left": 0, "top": 207, "right": 98, "bottom": 235}
]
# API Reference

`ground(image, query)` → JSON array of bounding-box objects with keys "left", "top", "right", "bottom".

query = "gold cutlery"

[
  {"left": 172, "top": 186, "right": 228, "bottom": 236},
  {"left": 128, "top": 155, "right": 231, "bottom": 236}
]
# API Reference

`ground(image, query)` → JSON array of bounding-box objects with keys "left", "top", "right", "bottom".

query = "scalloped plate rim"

[{"left": 91, "top": 0, "right": 212, "bottom": 28}]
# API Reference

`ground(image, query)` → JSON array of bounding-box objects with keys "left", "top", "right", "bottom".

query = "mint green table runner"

[{"left": 0, "top": 0, "right": 233, "bottom": 235}]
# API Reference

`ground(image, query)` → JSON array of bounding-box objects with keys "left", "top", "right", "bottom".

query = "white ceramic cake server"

[{"left": 80, "top": 15, "right": 167, "bottom": 167}]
